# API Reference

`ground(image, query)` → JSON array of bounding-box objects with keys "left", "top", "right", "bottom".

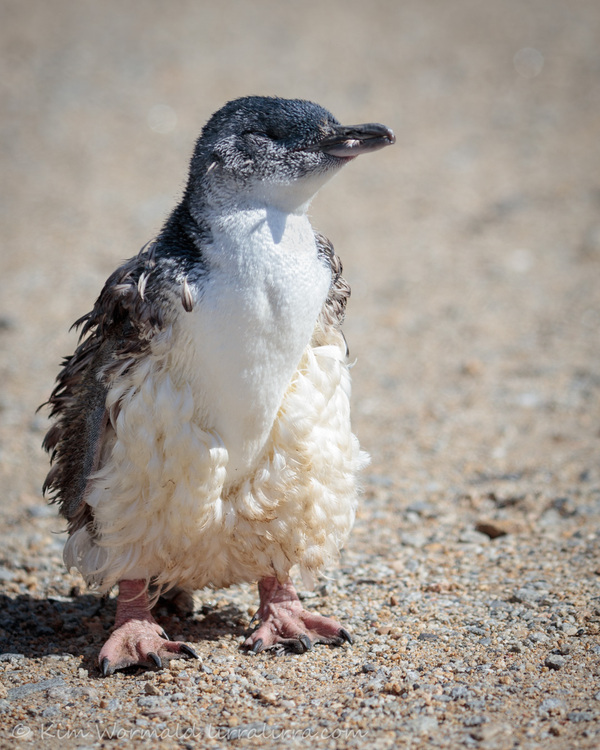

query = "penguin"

[{"left": 42, "top": 96, "right": 395, "bottom": 674}]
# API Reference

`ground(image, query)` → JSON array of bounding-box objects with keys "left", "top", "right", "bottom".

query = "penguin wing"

[
  {"left": 42, "top": 244, "right": 167, "bottom": 530},
  {"left": 315, "top": 231, "right": 351, "bottom": 328},
  {"left": 314, "top": 232, "right": 351, "bottom": 354}
]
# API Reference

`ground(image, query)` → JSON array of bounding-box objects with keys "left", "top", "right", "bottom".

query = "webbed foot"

[
  {"left": 98, "top": 580, "right": 198, "bottom": 675},
  {"left": 244, "top": 577, "right": 352, "bottom": 654}
]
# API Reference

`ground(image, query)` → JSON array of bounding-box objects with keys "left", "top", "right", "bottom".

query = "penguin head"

[{"left": 187, "top": 96, "right": 395, "bottom": 213}]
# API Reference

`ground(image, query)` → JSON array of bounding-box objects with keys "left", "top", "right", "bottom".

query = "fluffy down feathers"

[{"left": 43, "top": 233, "right": 367, "bottom": 597}]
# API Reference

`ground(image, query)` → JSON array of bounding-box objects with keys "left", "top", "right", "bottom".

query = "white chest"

[{"left": 167, "top": 207, "right": 331, "bottom": 479}]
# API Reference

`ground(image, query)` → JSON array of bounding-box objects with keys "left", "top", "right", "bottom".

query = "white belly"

[{"left": 167, "top": 207, "right": 331, "bottom": 479}]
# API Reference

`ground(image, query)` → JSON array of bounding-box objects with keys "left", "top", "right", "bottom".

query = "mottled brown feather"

[
  {"left": 315, "top": 232, "right": 350, "bottom": 328},
  {"left": 42, "top": 245, "right": 165, "bottom": 532},
  {"left": 315, "top": 232, "right": 351, "bottom": 355}
]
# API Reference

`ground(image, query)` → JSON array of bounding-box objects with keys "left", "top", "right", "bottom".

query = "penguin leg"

[
  {"left": 243, "top": 577, "right": 352, "bottom": 654},
  {"left": 98, "top": 579, "right": 198, "bottom": 676}
]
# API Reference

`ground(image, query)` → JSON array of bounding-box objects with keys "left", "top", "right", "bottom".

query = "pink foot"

[
  {"left": 98, "top": 580, "right": 198, "bottom": 676},
  {"left": 244, "top": 577, "right": 352, "bottom": 654}
]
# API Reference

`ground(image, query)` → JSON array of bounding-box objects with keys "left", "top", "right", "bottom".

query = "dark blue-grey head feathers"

[
  {"left": 184, "top": 96, "right": 395, "bottom": 207},
  {"left": 199, "top": 96, "right": 340, "bottom": 152}
]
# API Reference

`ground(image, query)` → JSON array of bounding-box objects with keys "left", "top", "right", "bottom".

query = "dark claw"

[
  {"left": 298, "top": 634, "right": 312, "bottom": 652},
  {"left": 148, "top": 652, "right": 163, "bottom": 669},
  {"left": 160, "top": 629, "right": 170, "bottom": 641},
  {"left": 251, "top": 638, "right": 264, "bottom": 654},
  {"left": 100, "top": 657, "right": 111, "bottom": 677},
  {"left": 179, "top": 643, "right": 199, "bottom": 659},
  {"left": 338, "top": 628, "right": 353, "bottom": 645},
  {"left": 249, "top": 611, "right": 259, "bottom": 626}
]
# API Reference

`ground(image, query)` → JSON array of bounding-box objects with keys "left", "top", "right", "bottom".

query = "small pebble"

[
  {"left": 545, "top": 654, "right": 566, "bottom": 670},
  {"left": 527, "top": 631, "right": 549, "bottom": 644},
  {"left": 258, "top": 690, "right": 278, "bottom": 705},
  {"left": 144, "top": 681, "right": 161, "bottom": 695},
  {"left": 539, "top": 698, "right": 565, "bottom": 717},
  {"left": 450, "top": 685, "right": 470, "bottom": 700},
  {"left": 42, "top": 705, "right": 61, "bottom": 718},
  {"left": 464, "top": 715, "right": 486, "bottom": 727},
  {"left": 568, "top": 711, "right": 593, "bottom": 723},
  {"left": 0, "top": 653, "right": 25, "bottom": 663},
  {"left": 475, "top": 520, "right": 509, "bottom": 539},
  {"left": 7, "top": 678, "right": 66, "bottom": 701}
]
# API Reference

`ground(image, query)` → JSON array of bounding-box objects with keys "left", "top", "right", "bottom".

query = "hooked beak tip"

[{"left": 318, "top": 122, "right": 396, "bottom": 158}]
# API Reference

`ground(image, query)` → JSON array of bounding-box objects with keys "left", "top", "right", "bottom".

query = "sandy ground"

[{"left": 1, "top": 0, "right": 600, "bottom": 747}]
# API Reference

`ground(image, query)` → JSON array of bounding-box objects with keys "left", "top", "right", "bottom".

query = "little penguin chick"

[{"left": 42, "top": 96, "right": 395, "bottom": 675}]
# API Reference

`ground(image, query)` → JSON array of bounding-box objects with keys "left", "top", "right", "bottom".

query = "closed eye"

[{"left": 243, "top": 129, "right": 285, "bottom": 142}]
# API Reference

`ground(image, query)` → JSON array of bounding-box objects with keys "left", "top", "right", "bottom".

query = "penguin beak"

[{"left": 316, "top": 123, "right": 396, "bottom": 158}]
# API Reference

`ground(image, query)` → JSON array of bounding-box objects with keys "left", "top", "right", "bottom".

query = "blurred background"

[{"left": 1, "top": 0, "right": 599, "bottom": 540}]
